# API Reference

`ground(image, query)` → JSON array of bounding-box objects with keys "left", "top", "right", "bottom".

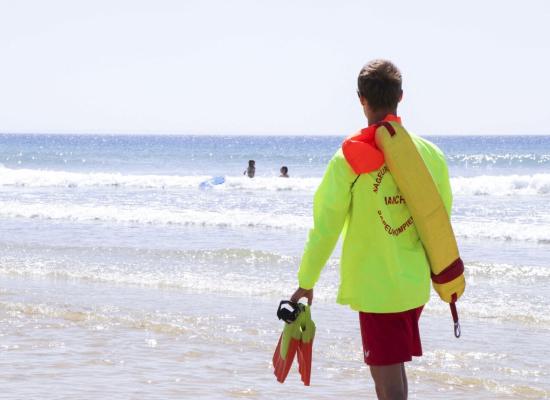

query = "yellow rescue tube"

[{"left": 374, "top": 121, "right": 466, "bottom": 304}]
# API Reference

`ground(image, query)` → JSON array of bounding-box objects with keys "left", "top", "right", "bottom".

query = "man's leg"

[
  {"left": 369, "top": 363, "right": 406, "bottom": 400},
  {"left": 401, "top": 363, "right": 408, "bottom": 399}
]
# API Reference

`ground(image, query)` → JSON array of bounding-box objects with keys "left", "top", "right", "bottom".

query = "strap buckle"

[{"left": 453, "top": 321, "right": 461, "bottom": 338}]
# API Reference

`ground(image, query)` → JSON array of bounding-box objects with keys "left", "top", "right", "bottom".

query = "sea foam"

[
  {"left": 1, "top": 165, "right": 549, "bottom": 195},
  {"left": 0, "top": 200, "right": 548, "bottom": 243}
]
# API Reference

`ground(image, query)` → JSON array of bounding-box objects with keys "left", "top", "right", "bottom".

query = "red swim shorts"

[{"left": 359, "top": 306, "right": 424, "bottom": 366}]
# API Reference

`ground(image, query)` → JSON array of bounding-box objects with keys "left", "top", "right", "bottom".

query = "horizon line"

[{"left": 1, "top": 131, "right": 549, "bottom": 137}]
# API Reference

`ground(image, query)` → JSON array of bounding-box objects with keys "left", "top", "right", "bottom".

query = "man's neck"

[{"left": 368, "top": 109, "right": 397, "bottom": 126}]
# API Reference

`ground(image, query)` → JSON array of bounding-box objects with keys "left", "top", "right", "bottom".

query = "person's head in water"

[
  {"left": 357, "top": 59, "right": 403, "bottom": 125},
  {"left": 244, "top": 160, "right": 256, "bottom": 178},
  {"left": 280, "top": 166, "right": 289, "bottom": 178}
]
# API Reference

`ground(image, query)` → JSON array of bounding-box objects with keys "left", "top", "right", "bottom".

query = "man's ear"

[
  {"left": 398, "top": 90, "right": 404, "bottom": 103},
  {"left": 359, "top": 95, "right": 367, "bottom": 106}
]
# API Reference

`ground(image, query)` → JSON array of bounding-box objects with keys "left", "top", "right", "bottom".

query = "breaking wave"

[
  {"left": 0, "top": 200, "right": 549, "bottom": 243},
  {"left": 0, "top": 166, "right": 320, "bottom": 191},
  {"left": 0, "top": 201, "right": 311, "bottom": 230},
  {"left": 1, "top": 165, "right": 549, "bottom": 195},
  {"left": 451, "top": 174, "right": 550, "bottom": 196}
]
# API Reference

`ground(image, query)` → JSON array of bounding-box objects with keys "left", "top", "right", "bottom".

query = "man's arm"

[{"left": 294, "top": 150, "right": 357, "bottom": 298}]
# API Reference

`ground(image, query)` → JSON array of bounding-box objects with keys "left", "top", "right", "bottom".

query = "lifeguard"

[{"left": 289, "top": 59, "right": 463, "bottom": 400}]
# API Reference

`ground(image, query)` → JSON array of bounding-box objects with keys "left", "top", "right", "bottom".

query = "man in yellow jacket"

[{"left": 290, "top": 59, "right": 453, "bottom": 400}]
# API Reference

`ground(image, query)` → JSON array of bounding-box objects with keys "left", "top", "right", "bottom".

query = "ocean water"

[{"left": 0, "top": 133, "right": 549, "bottom": 399}]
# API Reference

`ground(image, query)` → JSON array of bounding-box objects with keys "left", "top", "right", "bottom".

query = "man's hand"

[{"left": 290, "top": 287, "right": 314, "bottom": 306}]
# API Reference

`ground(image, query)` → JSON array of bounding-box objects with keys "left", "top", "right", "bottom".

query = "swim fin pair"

[{"left": 273, "top": 304, "right": 315, "bottom": 385}]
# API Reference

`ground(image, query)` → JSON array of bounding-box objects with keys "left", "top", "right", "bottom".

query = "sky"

[{"left": 0, "top": 0, "right": 549, "bottom": 135}]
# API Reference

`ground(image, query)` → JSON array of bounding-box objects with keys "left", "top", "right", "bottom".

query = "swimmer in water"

[
  {"left": 244, "top": 160, "right": 255, "bottom": 178},
  {"left": 280, "top": 166, "right": 289, "bottom": 178}
]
